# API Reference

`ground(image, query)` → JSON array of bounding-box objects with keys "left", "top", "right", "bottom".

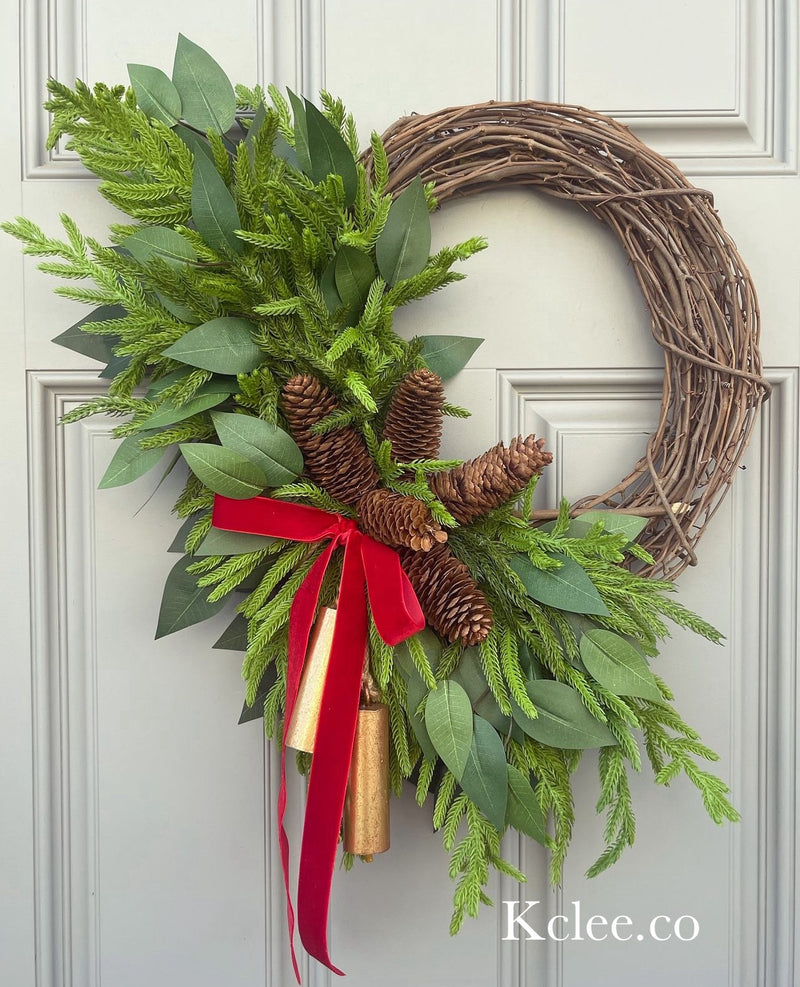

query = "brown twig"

[{"left": 362, "top": 100, "right": 769, "bottom": 580}]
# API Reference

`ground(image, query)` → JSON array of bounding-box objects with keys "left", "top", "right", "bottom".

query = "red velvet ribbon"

[{"left": 212, "top": 495, "right": 425, "bottom": 980}]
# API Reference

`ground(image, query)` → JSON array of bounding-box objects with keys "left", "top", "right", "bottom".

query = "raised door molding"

[
  {"left": 28, "top": 373, "right": 102, "bottom": 987},
  {"left": 496, "top": 367, "right": 798, "bottom": 987},
  {"left": 27, "top": 372, "right": 286, "bottom": 986},
  {"left": 527, "top": 0, "right": 798, "bottom": 174},
  {"left": 29, "top": 367, "right": 799, "bottom": 986},
  {"left": 27, "top": 1, "right": 794, "bottom": 181},
  {"left": 21, "top": 1, "right": 278, "bottom": 179}
]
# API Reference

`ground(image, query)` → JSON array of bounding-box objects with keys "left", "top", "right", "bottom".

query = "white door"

[{"left": 3, "top": 3, "right": 798, "bottom": 986}]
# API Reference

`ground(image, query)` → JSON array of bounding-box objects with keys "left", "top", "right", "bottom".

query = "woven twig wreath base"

[{"left": 367, "top": 101, "right": 771, "bottom": 579}]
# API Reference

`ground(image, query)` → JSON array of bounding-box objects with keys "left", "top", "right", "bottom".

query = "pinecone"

[
  {"left": 399, "top": 542, "right": 493, "bottom": 646},
  {"left": 430, "top": 435, "right": 552, "bottom": 524},
  {"left": 359, "top": 488, "right": 448, "bottom": 552},
  {"left": 382, "top": 368, "right": 445, "bottom": 462},
  {"left": 281, "top": 374, "right": 380, "bottom": 506}
]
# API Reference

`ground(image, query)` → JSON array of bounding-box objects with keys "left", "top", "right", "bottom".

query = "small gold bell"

[
  {"left": 284, "top": 606, "right": 337, "bottom": 753},
  {"left": 343, "top": 702, "right": 390, "bottom": 857}
]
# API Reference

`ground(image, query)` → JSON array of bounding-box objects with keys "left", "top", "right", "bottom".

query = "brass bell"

[
  {"left": 343, "top": 702, "right": 390, "bottom": 858},
  {"left": 284, "top": 606, "right": 337, "bottom": 753}
]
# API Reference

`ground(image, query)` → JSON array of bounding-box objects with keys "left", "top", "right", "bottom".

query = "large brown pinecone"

[
  {"left": 382, "top": 368, "right": 445, "bottom": 462},
  {"left": 281, "top": 374, "right": 380, "bottom": 506},
  {"left": 399, "top": 542, "right": 493, "bottom": 646},
  {"left": 359, "top": 488, "right": 448, "bottom": 552},
  {"left": 430, "top": 435, "right": 552, "bottom": 524}
]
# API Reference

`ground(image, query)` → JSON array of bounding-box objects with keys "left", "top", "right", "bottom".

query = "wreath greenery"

[{"left": 4, "top": 35, "right": 753, "bottom": 971}]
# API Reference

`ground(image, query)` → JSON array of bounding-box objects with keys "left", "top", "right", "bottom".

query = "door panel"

[{"left": 4, "top": 3, "right": 798, "bottom": 986}]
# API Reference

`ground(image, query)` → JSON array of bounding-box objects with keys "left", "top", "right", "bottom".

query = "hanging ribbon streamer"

[{"left": 212, "top": 495, "right": 425, "bottom": 980}]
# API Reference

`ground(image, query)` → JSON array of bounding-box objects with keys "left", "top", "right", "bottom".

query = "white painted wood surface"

[{"left": 2, "top": 3, "right": 799, "bottom": 985}]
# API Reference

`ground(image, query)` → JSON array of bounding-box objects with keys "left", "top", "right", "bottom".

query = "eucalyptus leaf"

[
  {"left": 564, "top": 613, "right": 599, "bottom": 640},
  {"left": 238, "top": 662, "right": 277, "bottom": 723},
  {"left": 211, "top": 411, "right": 302, "bottom": 485},
  {"left": 136, "top": 449, "right": 182, "bottom": 514},
  {"left": 161, "top": 317, "right": 262, "bottom": 374},
  {"left": 273, "top": 131, "right": 299, "bottom": 169},
  {"left": 168, "top": 514, "right": 200, "bottom": 553},
  {"left": 303, "top": 99, "right": 357, "bottom": 204},
  {"left": 180, "top": 443, "right": 268, "bottom": 499},
  {"left": 155, "top": 554, "right": 227, "bottom": 638},
  {"left": 172, "top": 34, "right": 236, "bottom": 133},
  {"left": 196, "top": 526, "right": 276, "bottom": 557},
  {"left": 510, "top": 552, "right": 610, "bottom": 617},
  {"left": 124, "top": 226, "right": 197, "bottom": 267},
  {"left": 215, "top": 613, "right": 249, "bottom": 652},
  {"left": 174, "top": 124, "right": 215, "bottom": 161},
  {"left": 450, "top": 647, "right": 490, "bottom": 704},
  {"left": 238, "top": 699, "right": 264, "bottom": 724},
  {"left": 406, "top": 677, "right": 437, "bottom": 761},
  {"left": 156, "top": 294, "right": 197, "bottom": 323},
  {"left": 506, "top": 765, "right": 548, "bottom": 845},
  {"left": 123, "top": 227, "right": 198, "bottom": 323},
  {"left": 418, "top": 335, "right": 484, "bottom": 380},
  {"left": 417, "top": 627, "right": 443, "bottom": 675},
  {"left": 145, "top": 369, "right": 192, "bottom": 399},
  {"left": 192, "top": 153, "right": 244, "bottom": 255},
  {"left": 141, "top": 379, "right": 235, "bottom": 429},
  {"left": 287, "top": 90, "right": 311, "bottom": 174},
  {"left": 393, "top": 638, "right": 417, "bottom": 684},
  {"left": 376, "top": 175, "right": 431, "bottom": 285},
  {"left": 475, "top": 694, "right": 519, "bottom": 739},
  {"left": 567, "top": 511, "right": 649, "bottom": 542},
  {"left": 394, "top": 628, "right": 441, "bottom": 685},
  {"left": 579, "top": 629, "right": 662, "bottom": 700},
  {"left": 424, "top": 679, "right": 474, "bottom": 781},
  {"left": 320, "top": 257, "right": 341, "bottom": 313},
  {"left": 99, "top": 353, "right": 132, "bottom": 380},
  {"left": 559, "top": 615, "right": 592, "bottom": 672},
  {"left": 235, "top": 563, "right": 272, "bottom": 593},
  {"left": 511, "top": 679, "right": 617, "bottom": 750},
  {"left": 99, "top": 432, "right": 168, "bottom": 489},
  {"left": 128, "top": 63, "right": 182, "bottom": 126},
  {"left": 459, "top": 715, "right": 508, "bottom": 831},
  {"left": 244, "top": 101, "right": 267, "bottom": 152},
  {"left": 52, "top": 304, "right": 126, "bottom": 362},
  {"left": 450, "top": 647, "right": 520, "bottom": 738},
  {"left": 518, "top": 640, "right": 545, "bottom": 679},
  {"left": 334, "top": 245, "right": 376, "bottom": 311}
]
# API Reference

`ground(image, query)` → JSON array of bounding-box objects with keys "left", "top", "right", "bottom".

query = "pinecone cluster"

[
  {"left": 282, "top": 374, "right": 379, "bottom": 507},
  {"left": 399, "top": 543, "right": 493, "bottom": 647},
  {"left": 382, "top": 368, "right": 444, "bottom": 463},
  {"left": 431, "top": 435, "right": 553, "bottom": 524},
  {"left": 359, "top": 489, "right": 447, "bottom": 552},
  {"left": 279, "top": 368, "right": 552, "bottom": 647}
]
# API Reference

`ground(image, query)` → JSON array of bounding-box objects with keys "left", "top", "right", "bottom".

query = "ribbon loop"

[{"left": 212, "top": 495, "right": 424, "bottom": 980}]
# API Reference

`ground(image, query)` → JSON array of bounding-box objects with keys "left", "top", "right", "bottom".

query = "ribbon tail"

[
  {"left": 279, "top": 541, "right": 336, "bottom": 983},
  {"left": 361, "top": 535, "right": 425, "bottom": 645},
  {"left": 297, "top": 535, "right": 369, "bottom": 975},
  {"left": 213, "top": 495, "right": 421, "bottom": 977}
]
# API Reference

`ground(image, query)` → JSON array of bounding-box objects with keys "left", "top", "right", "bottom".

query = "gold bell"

[
  {"left": 343, "top": 702, "right": 390, "bottom": 858},
  {"left": 284, "top": 606, "right": 337, "bottom": 753}
]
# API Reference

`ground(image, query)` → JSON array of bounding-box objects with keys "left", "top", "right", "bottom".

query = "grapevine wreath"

[{"left": 6, "top": 36, "right": 770, "bottom": 979}]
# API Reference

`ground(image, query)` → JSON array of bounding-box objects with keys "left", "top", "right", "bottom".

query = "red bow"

[{"left": 212, "top": 495, "right": 425, "bottom": 979}]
